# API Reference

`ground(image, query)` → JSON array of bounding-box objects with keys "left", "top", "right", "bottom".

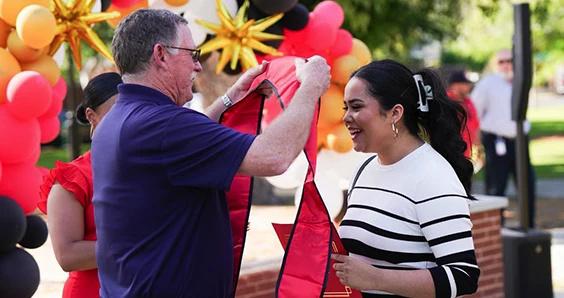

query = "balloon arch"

[{"left": 0, "top": 1, "right": 372, "bottom": 296}]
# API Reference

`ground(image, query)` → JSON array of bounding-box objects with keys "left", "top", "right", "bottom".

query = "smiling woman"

[{"left": 335, "top": 59, "right": 480, "bottom": 298}]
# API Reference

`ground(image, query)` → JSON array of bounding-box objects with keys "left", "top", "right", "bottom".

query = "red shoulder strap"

[{"left": 220, "top": 56, "right": 330, "bottom": 297}]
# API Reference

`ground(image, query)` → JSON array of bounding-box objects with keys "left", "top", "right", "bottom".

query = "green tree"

[
  {"left": 442, "top": 0, "right": 564, "bottom": 84},
  {"left": 300, "top": 0, "right": 500, "bottom": 63}
]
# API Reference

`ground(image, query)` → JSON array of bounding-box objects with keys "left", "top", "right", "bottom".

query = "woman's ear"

[
  {"left": 85, "top": 107, "right": 96, "bottom": 125},
  {"left": 390, "top": 104, "right": 404, "bottom": 123}
]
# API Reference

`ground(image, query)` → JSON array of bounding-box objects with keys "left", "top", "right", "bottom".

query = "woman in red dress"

[{"left": 38, "top": 72, "right": 122, "bottom": 298}]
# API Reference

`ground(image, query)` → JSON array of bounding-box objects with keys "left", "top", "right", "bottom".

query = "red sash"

[{"left": 220, "top": 56, "right": 331, "bottom": 297}]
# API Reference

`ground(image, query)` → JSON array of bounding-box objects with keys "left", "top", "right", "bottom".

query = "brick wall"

[
  {"left": 468, "top": 209, "right": 505, "bottom": 298},
  {"left": 236, "top": 209, "right": 505, "bottom": 298}
]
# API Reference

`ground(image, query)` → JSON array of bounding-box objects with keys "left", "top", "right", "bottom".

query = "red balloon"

[
  {"left": 38, "top": 116, "right": 60, "bottom": 144},
  {"left": 305, "top": 14, "right": 337, "bottom": 51},
  {"left": 0, "top": 163, "right": 42, "bottom": 214},
  {"left": 7, "top": 71, "right": 53, "bottom": 120},
  {"left": 313, "top": 0, "right": 344, "bottom": 28},
  {"left": 52, "top": 76, "right": 67, "bottom": 102},
  {"left": 0, "top": 106, "right": 40, "bottom": 164},
  {"left": 39, "top": 93, "right": 63, "bottom": 119},
  {"left": 330, "top": 29, "right": 353, "bottom": 57},
  {"left": 111, "top": 0, "right": 143, "bottom": 8}
]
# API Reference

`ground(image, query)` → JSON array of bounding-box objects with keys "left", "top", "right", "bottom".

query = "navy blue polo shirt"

[{"left": 91, "top": 84, "right": 255, "bottom": 297}]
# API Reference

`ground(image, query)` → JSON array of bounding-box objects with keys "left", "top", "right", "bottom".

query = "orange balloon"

[
  {"left": 331, "top": 55, "right": 360, "bottom": 86},
  {"left": 21, "top": 55, "right": 60, "bottom": 86},
  {"left": 0, "top": 0, "right": 50, "bottom": 27},
  {"left": 349, "top": 38, "right": 371, "bottom": 66},
  {"left": 0, "top": 17, "right": 11, "bottom": 48},
  {"left": 0, "top": 48, "right": 21, "bottom": 104},
  {"left": 7, "top": 31, "right": 44, "bottom": 63},
  {"left": 327, "top": 123, "right": 353, "bottom": 153},
  {"left": 318, "top": 85, "right": 345, "bottom": 129},
  {"left": 164, "top": 0, "right": 190, "bottom": 6},
  {"left": 106, "top": 0, "right": 149, "bottom": 29},
  {"left": 317, "top": 127, "right": 329, "bottom": 149},
  {"left": 16, "top": 5, "right": 56, "bottom": 50}
]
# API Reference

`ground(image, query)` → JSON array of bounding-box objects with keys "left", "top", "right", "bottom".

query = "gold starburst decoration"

[
  {"left": 48, "top": 0, "right": 120, "bottom": 70},
  {"left": 196, "top": 0, "right": 284, "bottom": 74}
]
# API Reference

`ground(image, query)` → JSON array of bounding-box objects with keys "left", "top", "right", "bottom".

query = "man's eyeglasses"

[
  {"left": 164, "top": 46, "right": 201, "bottom": 63},
  {"left": 498, "top": 58, "right": 513, "bottom": 65}
]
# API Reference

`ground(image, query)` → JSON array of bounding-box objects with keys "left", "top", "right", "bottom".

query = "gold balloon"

[
  {"left": 0, "top": 0, "right": 50, "bottom": 27},
  {"left": 7, "top": 31, "right": 45, "bottom": 63},
  {"left": 327, "top": 123, "right": 353, "bottom": 153},
  {"left": 164, "top": 0, "right": 189, "bottom": 6},
  {"left": 0, "top": 17, "right": 11, "bottom": 48},
  {"left": 16, "top": 4, "right": 57, "bottom": 50},
  {"left": 196, "top": 0, "right": 284, "bottom": 74},
  {"left": 48, "top": 0, "right": 121, "bottom": 70}
]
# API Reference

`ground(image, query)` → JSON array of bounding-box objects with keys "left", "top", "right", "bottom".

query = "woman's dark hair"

[
  {"left": 351, "top": 59, "right": 474, "bottom": 197},
  {"left": 75, "top": 72, "right": 123, "bottom": 125}
]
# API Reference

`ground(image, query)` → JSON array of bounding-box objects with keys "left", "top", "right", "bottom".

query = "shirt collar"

[{"left": 117, "top": 83, "right": 176, "bottom": 106}]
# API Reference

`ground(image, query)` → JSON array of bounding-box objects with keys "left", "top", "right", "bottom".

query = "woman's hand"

[{"left": 332, "top": 254, "right": 380, "bottom": 291}]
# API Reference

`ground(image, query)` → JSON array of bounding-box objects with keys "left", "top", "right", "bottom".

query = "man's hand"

[
  {"left": 294, "top": 55, "right": 331, "bottom": 93},
  {"left": 226, "top": 60, "right": 273, "bottom": 104}
]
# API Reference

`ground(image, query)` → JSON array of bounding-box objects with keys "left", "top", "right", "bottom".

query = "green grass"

[
  {"left": 37, "top": 144, "right": 90, "bottom": 169},
  {"left": 528, "top": 105, "right": 564, "bottom": 138},
  {"left": 473, "top": 104, "right": 564, "bottom": 179},
  {"left": 528, "top": 105, "right": 564, "bottom": 178}
]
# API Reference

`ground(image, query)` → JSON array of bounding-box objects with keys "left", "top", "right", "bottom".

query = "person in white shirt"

[
  {"left": 333, "top": 59, "right": 479, "bottom": 298},
  {"left": 470, "top": 49, "right": 536, "bottom": 228}
]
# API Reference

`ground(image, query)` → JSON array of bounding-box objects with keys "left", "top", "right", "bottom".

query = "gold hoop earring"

[
  {"left": 391, "top": 122, "right": 399, "bottom": 139},
  {"left": 89, "top": 125, "right": 94, "bottom": 140}
]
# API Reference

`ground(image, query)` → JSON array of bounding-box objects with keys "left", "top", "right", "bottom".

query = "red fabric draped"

[{"left": 220, "top": 56, "right": 331, "bottom": 298}]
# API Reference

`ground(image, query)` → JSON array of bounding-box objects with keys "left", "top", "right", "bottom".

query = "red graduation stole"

[{"left": 219, "top": 56, "right": 332, "bottom": 297}]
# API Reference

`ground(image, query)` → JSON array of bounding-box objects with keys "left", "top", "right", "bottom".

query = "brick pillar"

[{"left": 468, "top": 209, "right": 505, "bottom": 298}]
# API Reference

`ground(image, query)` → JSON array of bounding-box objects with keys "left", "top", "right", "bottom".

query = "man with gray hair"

[
  {"left": 91, "top": 9, "right": 331, "bottom": 297},
  {"left": 470, "top": 49, "right": 536, "bottom": 228}
]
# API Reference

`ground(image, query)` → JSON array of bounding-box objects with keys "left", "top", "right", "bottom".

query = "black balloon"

[
  {"left": 247, "top": 2, "right": 283, "bottom": 51},
  {"left": 251, "top": 0, "right": 298, "bottom": 14},
  {"left": 0, "top": 196, "right": 26, "bottom": 253},
  {"left": 262, "top": 22, "right": 284, "bottom": 50},
  {"left": 0, "top": 248, "right": 40, "bottom": 298},
  {"left": 101, "top": 0, "right": 112, "bottom": 12},
  {"left": 247, "top": 2, "right": 269, "bottom": 20},
  {"left": 280, "top": 3, "right": 309, "bottom": 31},
  {"left": 19, "top": 215, "right": 48, "bottom": 249},
  {"left": 223, "top": 62, "right": 243, "bottom": 76}
]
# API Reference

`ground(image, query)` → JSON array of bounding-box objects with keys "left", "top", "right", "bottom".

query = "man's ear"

[{"left": 153, "top": 44, "right": 168, "bottom": 70}]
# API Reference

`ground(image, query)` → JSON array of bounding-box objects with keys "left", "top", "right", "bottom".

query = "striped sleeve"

[{"left": 415, "top": 195, "right": 480, "bottom": 297}]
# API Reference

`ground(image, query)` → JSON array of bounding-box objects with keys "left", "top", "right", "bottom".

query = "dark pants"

[{"left": 482, "top": 131, "right": 536, "bottom": 228}]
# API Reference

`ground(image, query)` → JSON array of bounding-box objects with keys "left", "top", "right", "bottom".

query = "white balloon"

[
  {"left": 148, "top": 0, "right": 190, "bottom": 14},
  {"left": 92, "top": 0, "right": 102, "bottom": 13},
  {"left": 294, "top": 172, "right": 344, "bottom": 221},
  {"left": 183, "top": 12, "right": 208, "bottom": 47},
  {"left": 184, "top": 0, "right": 238, "bottom": 34},
  {"left": 265, "top": 152, "right": 308, "bottom": 190},
  {"left": 317, "top": 149, "right": 372, "bottom": 190}
]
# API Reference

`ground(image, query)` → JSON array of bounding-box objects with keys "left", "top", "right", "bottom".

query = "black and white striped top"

[{"left": 338, "top": 143, "right": 480, "bottom": 298}]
